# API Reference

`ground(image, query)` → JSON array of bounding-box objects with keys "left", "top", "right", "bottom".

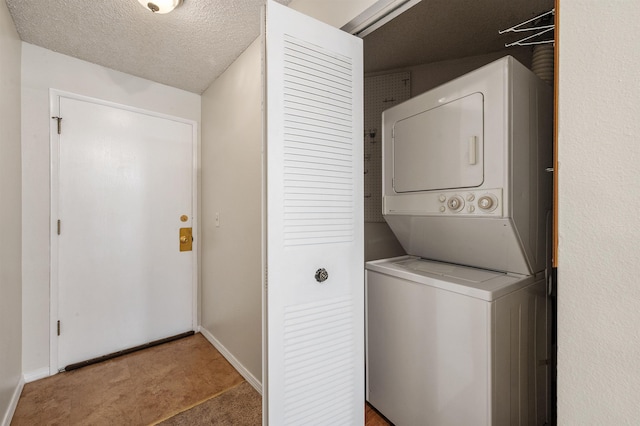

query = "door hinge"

[
  {"left": 57, "top": 219, "right": 61, "bottom": 235},
  {"left": 57, "top": 320, "right": 61, "bottom": 336},
  {"left": 52, "top": 116, "right": 62, "bottom": 134}
]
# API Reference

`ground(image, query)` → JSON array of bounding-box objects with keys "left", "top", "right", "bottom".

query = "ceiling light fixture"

[{"left": 137, "top": 0, "right": 183, "bottom": 14}]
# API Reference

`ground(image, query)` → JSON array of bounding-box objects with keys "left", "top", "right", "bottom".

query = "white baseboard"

[
  {"left": 1, "top": 376, "right": 24, "bottom": 426},
  {"left": 23, "top": 367, "right": 51, "bottom": 383},
  {"left": 199, "top": 327, "right": 262, "bottom": 395}
]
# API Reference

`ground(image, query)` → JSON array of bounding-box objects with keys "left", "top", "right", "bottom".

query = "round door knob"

[
  {"left": 315, "top": 268, "right": 329, "bottom": 283},
  {"left": 180, "top": 236, "right": 189, "bottom": 243}
]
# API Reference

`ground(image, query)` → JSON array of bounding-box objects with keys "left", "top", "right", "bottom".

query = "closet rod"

[
  {"left": 505, "top": 27, "right": 554, "bottom": 47},
  {"left": 499, "top": 8, "right": 555, "bottom": 34}
]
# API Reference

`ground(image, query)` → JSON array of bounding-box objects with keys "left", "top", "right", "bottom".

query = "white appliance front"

[
  {"left": 393, "top": 92, "right": 485, "bottom": 193},
  {"left": 382, "top": 56, "right": 553, "bottom": 275},
  {"left": 366, "top": 256, "right": 549, "bottom": 426}
]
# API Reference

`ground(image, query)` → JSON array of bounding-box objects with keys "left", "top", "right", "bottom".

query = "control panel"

[{"left": 384, "top": 188, "right": 503, "bottom": 217}]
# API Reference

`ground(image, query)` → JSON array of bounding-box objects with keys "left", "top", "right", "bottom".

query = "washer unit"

[
  {"left": 366, "top": 57, "right": 553, "bottom": 426},
  {"left": 366, "top": 257, "right": 548, "bottom": 426}
]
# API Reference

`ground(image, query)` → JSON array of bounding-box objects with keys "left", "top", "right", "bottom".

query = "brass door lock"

[{"left": 179, "top": 228, "right": 192, "bottom": 252}]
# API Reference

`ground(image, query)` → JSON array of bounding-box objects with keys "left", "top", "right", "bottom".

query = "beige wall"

[
  {"left": 200, "top": 38, "right": 264, "bottom": 384},
  {"left": 0, "top": 1, "right": 22, "bottom": 423},
  {"left": 21, "top": 43, "right": 201, "bottom": 377},
  {"left": 557, "top": 1, "right": 640, "bottom": 423}
]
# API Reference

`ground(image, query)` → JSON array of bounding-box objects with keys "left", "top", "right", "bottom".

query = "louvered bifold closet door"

[{"left": 264, "top": 1, "right": 364, "bottom": 425}]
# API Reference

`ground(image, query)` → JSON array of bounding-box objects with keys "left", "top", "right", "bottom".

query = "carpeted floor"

[
  {"left": 11, "top": 333, "right": 388, "bottom": 425},
  {"left": 156, "top": 381, "right": 261, "bottom": 425},
  {"left": 11, "top": 334, "right": 246, "bottom": 425}
]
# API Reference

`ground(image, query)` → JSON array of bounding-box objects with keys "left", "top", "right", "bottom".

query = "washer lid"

[{"left": 366, "top": 256, "right": 536, "bottom": 301}]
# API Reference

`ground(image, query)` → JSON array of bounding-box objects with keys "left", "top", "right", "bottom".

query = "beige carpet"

[
  {"left": 156, "top": 381, "right": 262, "bottom": 425},
  {"left": 11, "top": 334, "right": 246, "bottom": 426}
]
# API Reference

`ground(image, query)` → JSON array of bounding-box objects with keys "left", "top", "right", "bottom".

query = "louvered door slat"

[{"left": 265, "top": 1, "right": 364, "bottom": 425}]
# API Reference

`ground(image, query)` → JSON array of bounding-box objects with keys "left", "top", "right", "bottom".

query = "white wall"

[
  {"left": 21, "top": 43, "right": 201, "bottom": 376},
  {"left": 557, "top": 1, "right": 640, "bottom": 423},
  {"left": 200, "top": 38, "right": 264, "bottom": 384},
  {"left": 0, "top": 1, "right": 23, "bottom": 423}
]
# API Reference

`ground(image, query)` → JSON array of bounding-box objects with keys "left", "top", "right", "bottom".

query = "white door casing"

[
  {"left": 50, "top": 92, "right": 197, "bottom": 372},
  {"left": 264, "top": 2, "right": 364, "bottom": 425}
]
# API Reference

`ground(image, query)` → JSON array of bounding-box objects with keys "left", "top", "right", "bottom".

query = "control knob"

[
  {"left": 446, "top": 196, "right": 464, "bottom": 212},
  {"left": 478, "top": 194, "right": 498, "bottom": 212}
]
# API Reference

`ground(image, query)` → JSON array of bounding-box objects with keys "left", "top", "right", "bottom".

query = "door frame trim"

[{"left": 48, "top": 89, "right": 199, "bottom": 374}]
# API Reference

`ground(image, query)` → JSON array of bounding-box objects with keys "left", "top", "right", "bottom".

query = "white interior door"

[
  {"left": 53, "top": 94, "right": 195, "bottom": 370},
  {"left": 264, "top": 2, "right": 364, "bottom": 424}
]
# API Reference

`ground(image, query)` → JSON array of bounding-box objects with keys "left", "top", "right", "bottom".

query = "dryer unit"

[{"left": 382, "top": 56, "right": 553, "bottom": 275}]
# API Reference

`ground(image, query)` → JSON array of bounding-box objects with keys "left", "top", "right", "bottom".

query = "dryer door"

[{"left": 392, "top": 92, "right": 484, "bottom": 192}]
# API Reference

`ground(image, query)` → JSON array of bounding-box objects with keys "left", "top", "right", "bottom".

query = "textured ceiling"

[
  {"left": 6, "top": 0, "right": 553, "bottom": 94},
  {"left": 364, "top": 0, "right": 554, "bottom": 73},
  {"left": 6, "top": 0, "right": 291, "bottom": 94}
]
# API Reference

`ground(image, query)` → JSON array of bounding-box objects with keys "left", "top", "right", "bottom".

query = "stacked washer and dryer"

[{"left": 365, "top": 56, "right": 553, "bottom": 425}]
